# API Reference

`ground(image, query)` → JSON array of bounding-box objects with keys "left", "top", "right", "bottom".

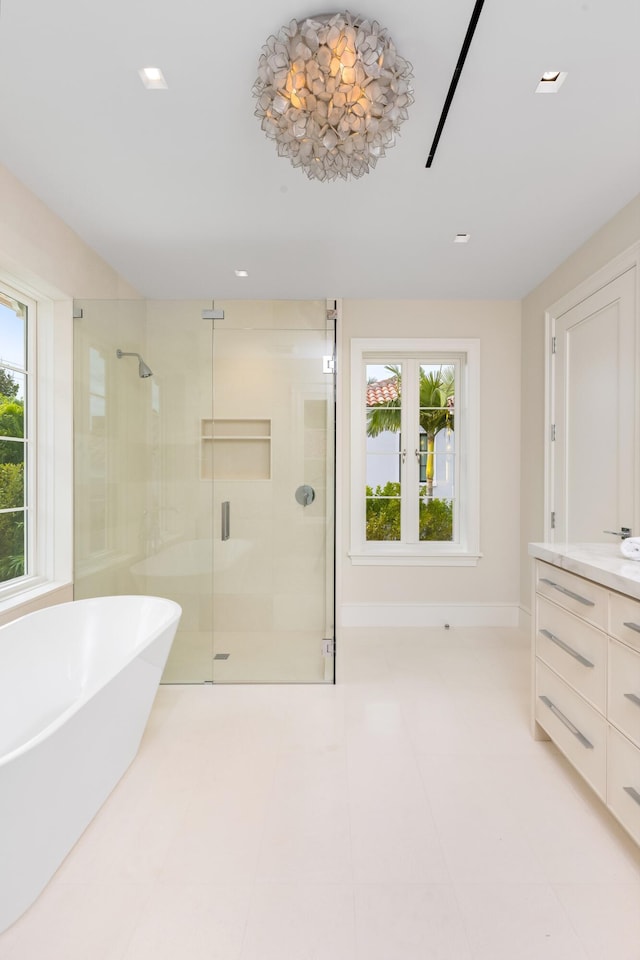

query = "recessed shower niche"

[{"left": 201, "top": 418, "right": 271, "bottom": 481}]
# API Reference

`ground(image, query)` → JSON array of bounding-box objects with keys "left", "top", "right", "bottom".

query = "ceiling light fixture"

[
  {"left": 535, "top": 70, "right": 567, "bottom": 93},
  {"left": 252, "top": 12, "right": 414, "bottom": 182},
  {"left": 234, "top": 269, "right": 249, "bottom": 277},
  {"left": 139, "top": 67, "right": 168, "bottom": 90},
  {"left": 453, "top": 233, "right": 470, "bottom": 243}
]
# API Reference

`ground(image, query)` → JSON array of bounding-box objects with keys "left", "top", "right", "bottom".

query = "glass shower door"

[{"left": 209, "top": 320, "right": 335, "bottom": 682}]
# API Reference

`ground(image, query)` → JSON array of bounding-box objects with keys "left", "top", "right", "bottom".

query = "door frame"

[{"left": 544, "top": 241, "right": 640, "bottom": 542}]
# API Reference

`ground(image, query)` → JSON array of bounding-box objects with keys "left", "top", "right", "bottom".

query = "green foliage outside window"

[
  {"left": 0, "top": 372, "right": 25, "bottom": 580},
  {"left": 366, "top": 482, "right": 402, "bottom": 540},
  {"left": 0, "top": 402, "right": 24, "bottom": 461},
  {"left": 0, "top": 368, "right": 20, "bottom": 400},
  {"left": 418, "top": 492, "right": 453, "bottom": 542},
  {"left": 366, "top": 482, "right": 453, "bottom": 542}
]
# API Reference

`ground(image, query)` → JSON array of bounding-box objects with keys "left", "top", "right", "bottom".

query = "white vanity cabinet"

[{"left": 530, "top": 545, "right": 640, "bottom": 846}]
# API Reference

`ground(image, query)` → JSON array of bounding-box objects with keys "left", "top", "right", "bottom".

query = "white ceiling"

[{"left": 0, "top": 0, "right": 638, "bottom": 300}]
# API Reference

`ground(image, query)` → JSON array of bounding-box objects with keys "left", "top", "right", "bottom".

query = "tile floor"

[{"left": 1, "top": 626, "right": 639, "bottom": 959}]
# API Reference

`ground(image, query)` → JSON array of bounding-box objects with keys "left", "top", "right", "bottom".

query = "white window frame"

[
  {"left": 0, "top": 286, "right": 32, "bottom": 584},
  {"left": 349, "top": 337, "right": 481, "bottom": 566},
  {"left": 0, "top": 274, "right": 73, "bottom": 609}
]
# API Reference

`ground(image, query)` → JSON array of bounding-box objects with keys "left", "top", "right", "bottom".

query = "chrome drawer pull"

[
  {"left": 622, "top": 621, "right": 640, "bottom": 634},
  {"left": 539, "top": 578, "right": 595, "bottom": 606},
  {"left": 539, "top": 628, "right": 594, "bottom": 668},
  {"left": 623, "top": 692, "right": 640, "bottom": 708},
  {"left": 623, "top": 786, "right": 640, "bottom": 807},
  {"left": 539, "top": 695, "right": 594, "bottom": 749}
]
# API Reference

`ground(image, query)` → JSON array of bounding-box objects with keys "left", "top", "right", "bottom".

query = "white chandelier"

[{"left": 252, "top": 11, "right": 414, "bottom": 182}]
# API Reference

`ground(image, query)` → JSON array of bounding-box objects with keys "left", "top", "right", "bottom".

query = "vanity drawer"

[
  {"left": 607, "top": 725, "right": 640, "bottom": 846},
  {"left": 536, "top": 596, "right": 606, "bottom": 711},
  {"left": 536, "top": 561, "right": 607, "bottom": 630},
  {"left": 609, "top": 592, "right": 640, "bottom": 654},
  {"left": 608, "top": 638, "right": 640, "bottom": 747},
  {"left": 535, "top": 658, "right": 607, "bottom": 799}
]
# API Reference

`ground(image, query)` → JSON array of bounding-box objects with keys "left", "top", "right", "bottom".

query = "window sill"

[
  {"left": 0, "top": 578, "right": 72, "bottom": 621},
  {"left": 348, "top": 551, "right": 482, "bottom": 567}
]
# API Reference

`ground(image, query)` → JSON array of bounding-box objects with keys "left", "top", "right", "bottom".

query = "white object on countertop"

[{"left": 620, "top": 537, "right": 640, "bottom": 560}]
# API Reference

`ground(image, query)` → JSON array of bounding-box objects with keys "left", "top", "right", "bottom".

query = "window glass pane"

[
  {"left": 0, "top": 368, "right": 25, "bottom": 407},
  {"left": 366, "top": 486, "right": 401, "bottom": 541},
  {"left": 366, "top": 362, "right": 402, "bottom": 541},
  {"left": 0, "top": 292, "right": 28, "bottom": 584},
  {"left": 419, "top": 364, "right": 454, "bottom": 415},
  {"left": 419, "top": 496, "right": 454, "bottom": 542},
  {"left": 0, "top": 375, "right": 25, "bottom": 439},
  {"left": 0, "top": 298, "right": 26, "bottom": 369},
  {"left": 366, "top": 363, "right": 401, "bottom": 429},
  {"left": 366, "top": 451, "right": 401, "bottom": 489},
  {"left": 0, "top": 509, "right": 25, "bottom": 581},
  {"left": 418, "top": 363, "right": 455, "bottom": 514},
  {"left": 366, "top": 363, "right": 401, "bottom": 399},
  {"left": 434, "top": 449, "right": 455, "bottom": 494},
  {"left": 0, "top": 441, "right": 24, "bottom": 507}
]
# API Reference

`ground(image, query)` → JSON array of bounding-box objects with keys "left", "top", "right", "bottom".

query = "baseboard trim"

[
  {"left": 518, "top": 605, "right": 532, "bottom": 634},
  {"left": 340, "top": 602, "right": 520, "bottom": 628}
]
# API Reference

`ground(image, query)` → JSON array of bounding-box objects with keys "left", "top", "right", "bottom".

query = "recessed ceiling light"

[
  {"left": 535, "top": 71, "right": 567, "bottom": 93},
  {"left": 234, "top": 269, "right": 249, "bottom": 278},
  {"left": 139, "top": 67, "right": 168, "bottom": 90},
  {"left": 453, "top": 233, "right": 471, "bottom": 243}
]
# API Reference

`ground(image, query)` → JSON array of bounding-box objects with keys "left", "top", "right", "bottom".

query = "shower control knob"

[{"left": 295, "top": 485, "right": 315, "bottom": 507}]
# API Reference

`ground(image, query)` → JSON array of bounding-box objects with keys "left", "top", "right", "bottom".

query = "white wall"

[
  {"left": 0, "top": 165, "right": 140, "bottom": 300},
  {"left": 3, "top": 157, "right": 636, "bottom": 633},
  {"left": 0, "top": 163, "right": 140, "bottom": 621},
  {"left": 520, "top": 193, "right": 640, "bottom": 616},
  {"left": 339, "top": 299, "right": 522, "bottom": 627}
]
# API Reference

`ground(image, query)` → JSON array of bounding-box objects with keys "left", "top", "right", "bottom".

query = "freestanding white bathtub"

[{"left": 0, "top": 595, "right": 181, "bottom": 934}]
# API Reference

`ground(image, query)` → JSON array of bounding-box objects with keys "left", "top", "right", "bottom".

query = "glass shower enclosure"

[{"left": 73, "top": 299, "right": 335, "bottom": 683}]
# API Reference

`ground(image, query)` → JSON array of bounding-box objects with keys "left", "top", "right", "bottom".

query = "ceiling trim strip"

[{"left": 425, "top": 0, "right": 486, "bottom": 168}]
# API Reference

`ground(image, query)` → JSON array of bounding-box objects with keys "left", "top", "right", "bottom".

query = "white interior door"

[{"left": 551, "top": 267, "right": 637, "bottom": 542}]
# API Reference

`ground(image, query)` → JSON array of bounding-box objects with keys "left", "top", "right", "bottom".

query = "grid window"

[{"left": 351, "top": 338, "right": 479, "bottom": 565}]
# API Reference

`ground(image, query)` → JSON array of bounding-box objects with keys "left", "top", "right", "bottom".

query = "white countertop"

[{"left": 529, "top": 542, "right": 640, "bottom": 601}]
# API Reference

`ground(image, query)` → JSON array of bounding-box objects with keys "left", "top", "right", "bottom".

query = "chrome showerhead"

[{"left": 116, "top": 348, "right": 153, "bottom": 378}]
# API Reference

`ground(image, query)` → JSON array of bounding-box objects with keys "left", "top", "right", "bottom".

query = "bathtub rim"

[{"left": 0, "top": 594, "right": 181, "bottom": 769}]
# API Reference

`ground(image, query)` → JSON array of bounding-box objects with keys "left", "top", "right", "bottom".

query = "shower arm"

[{"left": 116, "top": 348, "right": 153, "bottom": 378}]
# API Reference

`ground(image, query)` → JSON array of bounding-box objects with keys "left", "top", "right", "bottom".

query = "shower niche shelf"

[{"left": 201, "top": 419, "right": 271, "bottom": 480}]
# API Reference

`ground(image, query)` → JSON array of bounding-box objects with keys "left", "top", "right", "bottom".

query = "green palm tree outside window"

[{"left": 366, "top": 363, "right": 454, "bottom": 541}]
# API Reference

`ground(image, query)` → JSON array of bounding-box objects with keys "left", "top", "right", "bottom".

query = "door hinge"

[
  {"left": 323, "top": 355, "right": 336, "bottom": 375},
  {"left": 551, "top": 336, "right": 557, "bottom": 354},
  {"left": 322, "top": 638, "right": 336, "bottom": 657},
  {"left": 551, "top": 511, "right": 556, "bottom": 530},
  {"left": 551, "top": 424, "right": 556, "bottom": 441}
]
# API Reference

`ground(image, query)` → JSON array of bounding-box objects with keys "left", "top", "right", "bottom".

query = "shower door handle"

[{"left": 221, "top": 501, "right": 230, "bottom": 541}]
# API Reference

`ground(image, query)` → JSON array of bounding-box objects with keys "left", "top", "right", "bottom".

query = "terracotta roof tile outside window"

[{"left": 366, "top": 376, "right": 400, "bottom": 406}]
